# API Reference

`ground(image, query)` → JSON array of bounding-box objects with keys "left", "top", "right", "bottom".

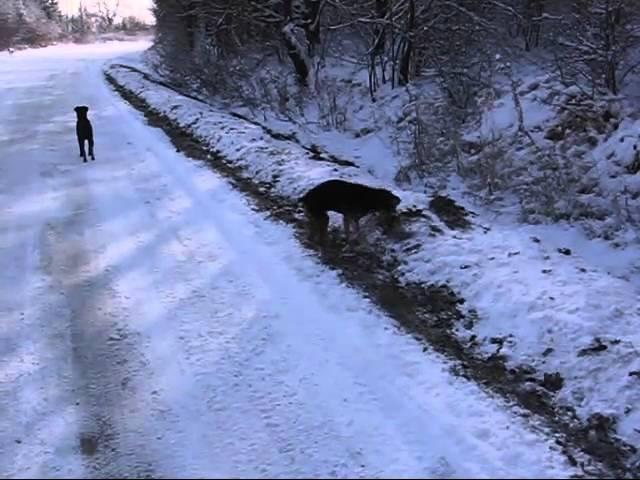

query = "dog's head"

[
  {"left": 377, "top": 189, "right": 401, "bottom": 212},
  {"left": 74, "top": 105, "right": 89, "bottom": 119},
  {"left": 374, "top": 189, "right": 402, "bottom": 233}
]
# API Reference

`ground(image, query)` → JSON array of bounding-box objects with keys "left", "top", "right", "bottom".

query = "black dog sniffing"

[
  {"left": 300, "top": 179, "right": 401, "bottom": 245},
  {"left": 74, "top": 105, "right": 95, "bottom": 163}
]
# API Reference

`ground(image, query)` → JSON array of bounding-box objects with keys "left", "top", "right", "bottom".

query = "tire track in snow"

[{"left": 38, "top": 140, "right": 158, "bottom": 478}]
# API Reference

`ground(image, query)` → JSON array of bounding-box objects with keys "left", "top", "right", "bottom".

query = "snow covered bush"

[{"left": 0, "top": 0, "right": 62, "bottom": 49}]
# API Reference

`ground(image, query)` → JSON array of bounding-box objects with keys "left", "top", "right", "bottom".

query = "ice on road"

[{"left": 0, "top": 41, "right": 577, "bottom": 478}]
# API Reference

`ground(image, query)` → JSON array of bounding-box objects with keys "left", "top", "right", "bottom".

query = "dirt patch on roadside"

[
  {"left": 429, "top": 195, "right": 473, "bottom": 231},
  {"left": 105, "top": 69, "right": 638, "bottom": 478}
]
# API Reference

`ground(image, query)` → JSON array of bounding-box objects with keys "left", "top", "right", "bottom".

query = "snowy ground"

[
  {"left": 106, "top": 46, "right": 640, "bottom": 465},
  {"left": 400, "top": 182, "right": 640, "bottom": 445},
  {"left": 0, "top": 42, "right": 582, "bottom": 478}
]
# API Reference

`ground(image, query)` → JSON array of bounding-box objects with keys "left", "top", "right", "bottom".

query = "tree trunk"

[
  {"left": 282, "top": 23, "right": 309, "bottom": 85},
  {"left": 398, "top": 0, "right": 414, "bottom": 86},
  {"left": 281, "top": 0, "right": 292, "bottom": 21},
  {"left": 373, "top": 0, "right": 387, "bottom": 56},
  {"left": 183, "top": 2, "right": 196, "bottom": 52},
  {"left": 304, "top": 0, "right": 321, "bottom": 57},
  {"left": 532, "top": 0, "right": 544, "bottom": 48},
  {"left": 607, "top": 61, "right": 618, "bottom": 95}
]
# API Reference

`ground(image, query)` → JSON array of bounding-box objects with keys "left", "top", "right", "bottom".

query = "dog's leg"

[
  {"left": 88, "top": 135, "right": 95, "bottom": 161},
  {"left": 304, "top": 207, "right": 317, "bottom": 242},
  {"left": 305, "top": 208, "right": 328, "bottom": 246},
  {"left": 312, "top": 211, "right": 329, "bottom": 247},
  {"left": 88, "top": 123, "right": 95, "bottom": 160},
  {"left": 78, "top": 138, "right": 87, "bottom": 163}
]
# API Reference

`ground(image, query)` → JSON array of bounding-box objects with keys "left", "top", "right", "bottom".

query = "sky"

[{"left": 59, "top": 0, "right": 154, "bottom": 22}]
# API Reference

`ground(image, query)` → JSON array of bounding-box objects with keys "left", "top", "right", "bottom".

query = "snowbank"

[
  {"left": 399, "top": 209, "right": 640, "bottom": 448},
  {"left": 465, "top": 73, "right": 640, "bottom": 244}
]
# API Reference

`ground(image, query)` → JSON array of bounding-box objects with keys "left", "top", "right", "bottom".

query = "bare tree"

[
  {"left": 556, "top": 0, "right": 640, "bottom": 95},
  {"left": 96, "top": 0, "right": 120, "bottom": 31},
  {"left": 150, "top": 0, "right": 639, "bottom": 107}
]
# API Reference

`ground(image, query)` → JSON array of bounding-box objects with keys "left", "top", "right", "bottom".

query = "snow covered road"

[{"left": 0, "top": 41, "right": 578, "bottom": 478}]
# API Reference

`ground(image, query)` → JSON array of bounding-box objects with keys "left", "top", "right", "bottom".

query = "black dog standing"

[{"left": 74, "top": 105, "right": 95, "bottom": 163}]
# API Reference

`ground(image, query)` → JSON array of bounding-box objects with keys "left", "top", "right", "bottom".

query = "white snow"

[
  {"left": 309, "top": 130, "right": 400, "bottom": 182},
  {"left": 477, "top": 86, "right": 556, "bottom": 141},
  {"left": 466, "top": 71, "right": 640, "bottom": 242},
  {"left": 0, "top": 41, "right": 579, "bottom": 478},
  {"left": 400, "top": 204, "right": 640, "bottom": 440},
  {"left": 106, "top": 45, "right": 640, "bottom": 461}
]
